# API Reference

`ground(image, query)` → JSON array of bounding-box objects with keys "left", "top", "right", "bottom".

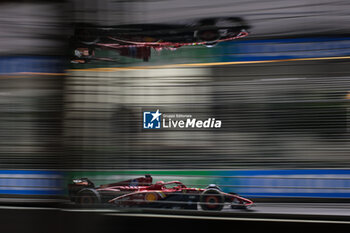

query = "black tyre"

[
  {"left": 75, "top": 28, "right": 100, "bottom": 45},
  {"left": 195, "top": 18, "right": 221, "bottom": 42},
  {"left": 199, "top": 17, "right": 246, "bottom": 28},
  {"left": 76, "top": 188, "right": 101, "bottom": 205},
  {"left": 196, "top": 30, "right": 220, "bottom": 42},
  {"left": 195, "top": 17, "right": 248, "bottom": 42},
  {"left": 200, "top": 189, "right": 224, "bottom": 211}
]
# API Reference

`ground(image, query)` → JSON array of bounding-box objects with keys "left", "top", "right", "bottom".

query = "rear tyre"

[
  {"left": 76, "top": 188, "right": 101, "bottom": 205},
  {"left": 195, "top": 17, "right": 247, "bottom": 43},
  {"left": 200, "top": 189, "right": 224, "bottom": 211},
  {"left": 196, "top": 30, "right": 220, "bottom": 42},
  {"left": 75, "top": 28, "right": 100, "bottom": 45}
]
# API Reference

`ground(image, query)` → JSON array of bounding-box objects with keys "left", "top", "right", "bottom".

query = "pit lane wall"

[{"left": 67, "top": 169, "right": 350, "bottom": 199}]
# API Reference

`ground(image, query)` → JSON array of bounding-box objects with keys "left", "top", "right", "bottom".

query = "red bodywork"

[
  {"left": 69, "top": 175, "right": 254, "bottom": 210},
  {"left": 91, "top": 30, "right": 248, "bottom": 61},
  {"left": 106, "top": 180, "right": 254, "bottom": 210},
  {"left": 96, "top": 30, "right": 248, "bottom": 51}
]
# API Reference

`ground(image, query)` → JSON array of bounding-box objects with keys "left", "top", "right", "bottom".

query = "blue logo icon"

[{"left": 143, "top": 109, "right": 162, "bottom": 129}]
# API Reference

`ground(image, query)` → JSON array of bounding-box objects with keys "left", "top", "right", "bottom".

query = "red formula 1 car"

[
  {"left": 71, "top": 17, "right": 250, "bottom": 62},
  {"left": 68, "top": 175, "right": 253, "bottom": 211}
]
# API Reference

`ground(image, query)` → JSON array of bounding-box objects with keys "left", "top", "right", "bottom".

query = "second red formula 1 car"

[
  {"left": 70, "top": 17, "right": 250, "bottom": 63},
  {"left": 68, "top": 175, "right": 254, "bottom": 211}
]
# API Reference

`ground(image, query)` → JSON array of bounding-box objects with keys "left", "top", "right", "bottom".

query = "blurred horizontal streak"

[
  {"left": 0, "top": 72, "right": 64, "bottom": 170},
  {"left": 0, "top": 187, "right": 62, "bottom": 191},
  {"left": 65, "top": 59, "right": 350, "bottom": 170},
  {"left": 0, "top": 170, "right": 64, "bottom": 196},
  {"left": 67, "top": 55, "right": 350, "bottom": 72},
  {"left": 0, "top": 175, "right": 62, "bottom": 179},
  {"left": 72, "top": 0, "right": 350, "bottom": 37},
  {"left": 10, "top": 73, "right": 66, "bottom": 76},
  {"left": 0, "top": 73, "right": 66, "bottom": 80},
  {"left": 105, "top": 213, "right": 350, "bottom": 224},
  {"left": 0, "top": 199, "right": 61, "bottom": 204}
]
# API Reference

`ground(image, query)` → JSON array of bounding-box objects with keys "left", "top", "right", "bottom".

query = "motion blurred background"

[{"left": 0, "top": 0, "right": 350, "bottom": 231}]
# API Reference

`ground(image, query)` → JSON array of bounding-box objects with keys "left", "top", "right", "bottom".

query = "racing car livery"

[
  {"left": 71, "top": 17, "right": 250, "bottom": 63},
  {"left": 68, "top": 175, "right": 254, "bottom": 211}
]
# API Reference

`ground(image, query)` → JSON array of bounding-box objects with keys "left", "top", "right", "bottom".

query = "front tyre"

[
  {"left": 196, "top": 30, "right": 220, "bottom": 42},
  {"left": 76, "top": 188, "right": 101, "bottom": 205},
  {"left": 200, "top": 189, "right": 224, "bottom": 211}
]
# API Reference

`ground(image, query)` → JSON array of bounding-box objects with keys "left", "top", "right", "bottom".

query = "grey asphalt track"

[
  {"left": 2, "top": 204, "right": 349, "bottom": 233},
  {"left": 223, "top": 202, "right": 350, "bottom": 217},
  {"left": 59, "top": 202, "right": 350, "bottom": 220},
  {"left": 1, "top": 202, "right": 349, "bottom": 219}
]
